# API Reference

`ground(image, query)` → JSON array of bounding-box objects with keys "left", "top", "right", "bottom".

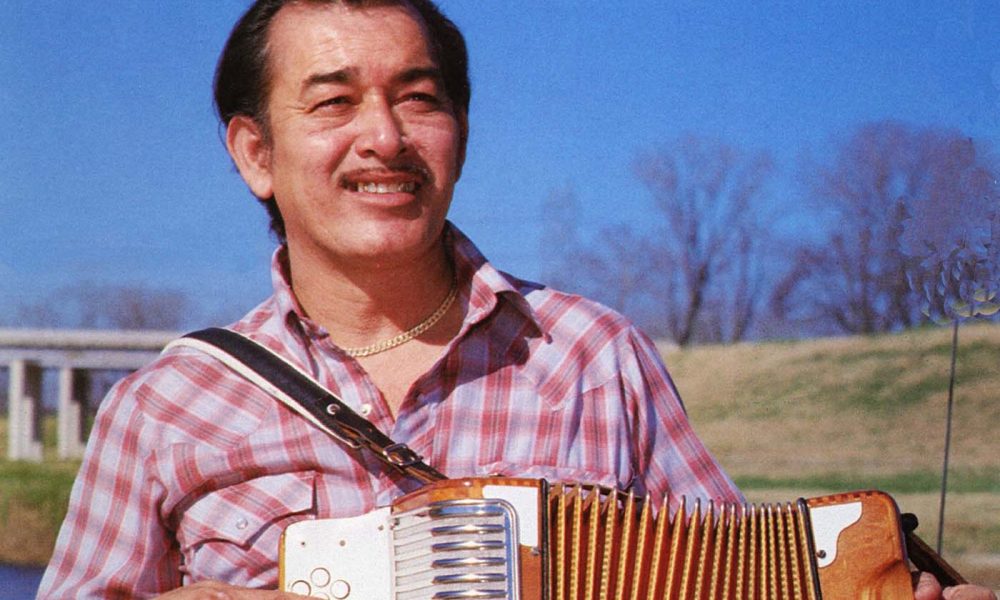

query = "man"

[{"left": 37, "top": 1, "right": 995, "bottom": 599}]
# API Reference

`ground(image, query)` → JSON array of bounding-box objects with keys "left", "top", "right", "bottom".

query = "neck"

[{"left": 285, "top": 236, "right": 456, "bottom": 349}]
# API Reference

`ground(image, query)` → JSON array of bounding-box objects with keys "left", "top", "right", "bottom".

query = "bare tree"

[
  {"left": 539, "top": 186, "right": 587, "bottom": 293},
  {"left": 772, "top": 121, "right": 997, "bottom": 335},
  {"left": 15, "top": 282, "right": 191, "bottom": 330},
  {"left": 540, "top": 189, "right": 665, "bottom": 334},
  {"left": 636, "top": 135, "right": 774, "bottom": 345},
  {"left": 542, "top": 135, "right": 775, "bottom": 345},
  {"left": 110, "top": 286, "right": 189, "bottom": 330}
]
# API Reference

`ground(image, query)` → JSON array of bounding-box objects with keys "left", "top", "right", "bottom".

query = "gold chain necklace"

[{"left": 343, "top": 280, "right": 459, "bottom": 358}]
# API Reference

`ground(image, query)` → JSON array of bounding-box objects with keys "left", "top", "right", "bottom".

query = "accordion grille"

[
  {"left": 393, "top": 499, "right": 521, "bottom": 600},
  {"left": 546, "top": 484, "right": 820, "bottom": 600}
]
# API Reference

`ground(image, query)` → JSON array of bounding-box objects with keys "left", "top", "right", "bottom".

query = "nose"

[{"left": 354, "top": 96, "right": 406, "bottom": 160}]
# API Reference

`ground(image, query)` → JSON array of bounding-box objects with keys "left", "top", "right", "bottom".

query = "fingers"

[
  {"left": 153, "top": 581, "right": 312, "bottom": 599},
  {"left": 943, "top": 585, "right": 999, "bottom": 600},
  {"left": 914, "top": 571, "right": 944, "bottom": 600},
  {"left": 153, "top": 581, "right": 236, "bottom": 599}
]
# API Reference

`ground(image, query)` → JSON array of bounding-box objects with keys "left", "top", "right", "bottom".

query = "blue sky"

[{"left": 2, "top": 1, "right": 999, "bottom": 327}]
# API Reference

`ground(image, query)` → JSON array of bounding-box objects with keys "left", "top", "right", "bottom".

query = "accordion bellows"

[{"left": 280, "top": 477, "right": 915, "bottom": 600}]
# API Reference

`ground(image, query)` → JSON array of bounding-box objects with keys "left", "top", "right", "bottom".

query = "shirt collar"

[
  {"left": 269, "top": 246, "right": 316, "bottom": 336},
  {"left": 446, "top": 223, "right": 542, "bottom": 331},
  {"left": 268, "top": 221, "right": 543, "bottom": 338}
]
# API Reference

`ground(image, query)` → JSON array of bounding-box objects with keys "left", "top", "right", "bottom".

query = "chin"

[{"left": 349, "top": 225, "right": 444, "bottom": 261}]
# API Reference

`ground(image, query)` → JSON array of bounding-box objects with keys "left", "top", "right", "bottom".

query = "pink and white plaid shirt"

[{"left": 39, "top": 224, "right": 740, "bottom": 598}]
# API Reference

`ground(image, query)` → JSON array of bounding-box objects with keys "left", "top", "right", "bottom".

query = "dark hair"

[{"left": 213, "top": 0, "right": 470, "bottom": 241}]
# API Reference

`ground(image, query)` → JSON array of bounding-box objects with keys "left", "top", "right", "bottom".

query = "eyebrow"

[
  {"left": 301, "top": 68, "right": 356, "bottom": 92},
  {"left": 301, "top": 66, "right": 444, "bottom": 94},
  {"left": 397, "top": 66, "right": 444, "bottom": 86}
]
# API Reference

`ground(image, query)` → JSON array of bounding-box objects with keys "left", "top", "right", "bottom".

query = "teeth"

[{"left": 354, "top": 182, "right": 417, "bottom": 193}]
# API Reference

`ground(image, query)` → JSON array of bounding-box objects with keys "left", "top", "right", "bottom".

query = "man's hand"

[
  {"left": 914, "top": 572, "right": 998, "bottom": 600},
  {"left": 153, "top": 581, "right": 312, "bottom": 600},
  {"left": 155, "top": 575, "right": 999, "bottom": 600},
  {"left": 158, "top": 575, "right": 998, "bottom": 600}
]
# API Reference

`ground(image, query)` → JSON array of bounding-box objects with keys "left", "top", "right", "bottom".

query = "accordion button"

[
  {"left": 331, "top": 579, "right": 351, "bottom": 599},
  {"left": 311, "top": 568, "right": 331, "bottom": 587},
  {"left": 289, "top": 580, "right": 311, "bottom": 596},
  {"left": 235, "top": 517, "right": 248, "bottom": 530},
  {"left": 360, "top": 403, "right": 373, "bottom": 417}
]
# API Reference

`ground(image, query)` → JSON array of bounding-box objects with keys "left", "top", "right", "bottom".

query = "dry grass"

[
  {"left": 0, "top": 503, "right": 59, "bottom": 566},
  {"left": 664, "top": 322, "right": 1000, "bottom": 590},
  {"left": 0, "top": 461, "right": 77, "bottom": 567},
  {"left": 664, "top": 322, "right": 999, "bottom": 477}
]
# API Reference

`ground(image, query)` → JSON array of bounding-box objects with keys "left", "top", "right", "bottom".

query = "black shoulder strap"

[{"left": 166, "top": 327, "right": 446, "bottom": 485}]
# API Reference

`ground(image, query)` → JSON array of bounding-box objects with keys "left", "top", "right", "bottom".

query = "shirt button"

[
  {"left": 235, "top": 517, "right": 249, "bottom": 530},
  {"left": 360, "top": 403, "right": 373, "bottom": 417}
]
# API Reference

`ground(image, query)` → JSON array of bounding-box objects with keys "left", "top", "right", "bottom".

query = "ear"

[{"left": 226, "top": 115, "right": 274, "bottom": 199}]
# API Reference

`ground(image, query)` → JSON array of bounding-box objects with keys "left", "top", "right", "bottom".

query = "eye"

[
  {"left": 311, "top": 96, "right": 353, "bottom": 112},
  {"left": 400, "top": 92, "right": 445, "bottom": 113},
  {"left": 404, "top": 92, "right": 438, "bottom": 104}
]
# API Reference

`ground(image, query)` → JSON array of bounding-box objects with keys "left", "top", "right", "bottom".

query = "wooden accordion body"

[{"left": 280, "top": 477, "right": 915, "bottom": 600}]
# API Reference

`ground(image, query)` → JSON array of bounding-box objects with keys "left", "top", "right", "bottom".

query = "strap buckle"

[{"left": 381, "top": 443, "right": 423, "bottom": 467}]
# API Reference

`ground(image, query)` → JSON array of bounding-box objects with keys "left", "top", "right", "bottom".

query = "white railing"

[{"left": 0, "top": 329, "right": 179, "bottom": 461}]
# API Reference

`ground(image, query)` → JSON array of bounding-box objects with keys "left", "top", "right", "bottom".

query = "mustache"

[{"left": 339, "top": 163, "right": 431, "bottom": 185}]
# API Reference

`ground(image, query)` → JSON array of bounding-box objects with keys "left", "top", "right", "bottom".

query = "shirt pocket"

[{"left": 177, "top": 471, "right": 317, "bottom": 585}]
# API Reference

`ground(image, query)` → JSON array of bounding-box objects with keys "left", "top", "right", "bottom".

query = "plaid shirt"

[{"left": 39, "top": 224, "right": 740, "bottom": 598}]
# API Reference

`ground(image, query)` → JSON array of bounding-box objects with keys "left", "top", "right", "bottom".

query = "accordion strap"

[
  {"left": 165, "top": 327, "right": 447, "bottom": 485},
  {"left": 901, "top": 514, "right": 967, "bottom": 586}
]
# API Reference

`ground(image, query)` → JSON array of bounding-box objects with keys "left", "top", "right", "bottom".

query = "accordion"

[{"left": 279, "top": 477, "right": 919, "bottom": 600}]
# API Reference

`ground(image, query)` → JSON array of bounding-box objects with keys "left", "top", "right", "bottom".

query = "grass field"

[
  {"left": 0, "top": 461, "right": 77, "bottom": 566},
  {"left": 664, "top": 321, "right": 1000, "bottom": 588},
  {"left": 2, "top": 322, "right": 998, "bottom": 587}
]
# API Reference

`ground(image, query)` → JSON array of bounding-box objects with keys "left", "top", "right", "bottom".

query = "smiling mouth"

[
  {"left": 350, "top": 181, "right": 418, "bottom": 194},
  {"left": 342, "top": 166, "right": 428, "bottom": 195}
]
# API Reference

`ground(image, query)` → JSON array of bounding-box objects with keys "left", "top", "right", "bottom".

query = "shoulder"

[
  {"left": 506, "top": 272, "right": 646, "bottom": 349},
  {"left": 452, "top": 225, "right": 638, "bottom": 344},
  {"left": 500, "top": 273, "right": 664, "bottom": 390},
  {"left": 96, "top": 341, "right": 276, "bottom": 448}
]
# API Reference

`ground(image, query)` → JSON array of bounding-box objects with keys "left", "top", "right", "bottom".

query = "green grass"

[
  {"left": 0, "top": 460, "right": 79, "bottom": 565},
  {"left": 0, "top": 461, "right": 77, "bottom": 524},
  {"left": 734, "top": 467, "right": 1000, "bottom": 495}
]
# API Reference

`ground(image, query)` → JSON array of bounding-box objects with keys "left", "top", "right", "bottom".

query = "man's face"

[{"left": 238, "top": 2, "right": 466, "bottom": 269}]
